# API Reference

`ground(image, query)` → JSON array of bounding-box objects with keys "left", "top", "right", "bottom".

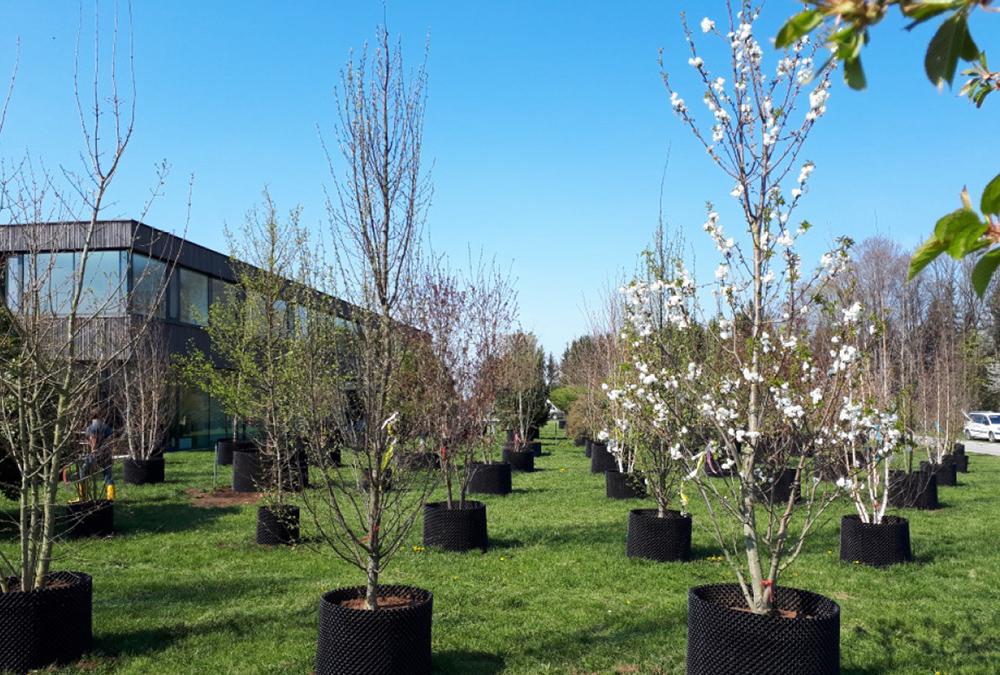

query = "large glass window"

[
  {"left": 78, "top": 250, "right": 124, "bottom": 315},
  {"left": 37, "top": 252, "right": 75, "bottom": 315},
  {"left": 4, "top": 254, "right": 22, "bottom": 310},
  {"left": 178, "top": 267, "right": 209, "bottom": 326},
  {"left": 130, "top": 253, "right": 167, "bottom": 318},
  {"left": 176, "top": 384, "right": 210, "bottom": 450}
]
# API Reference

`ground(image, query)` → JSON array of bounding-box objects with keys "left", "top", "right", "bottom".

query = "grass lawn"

[{"left": 7, "top": 424, "right": 1000, "bottom": 674}]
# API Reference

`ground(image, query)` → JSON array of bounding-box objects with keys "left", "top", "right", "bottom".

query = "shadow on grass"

[
  {"left": 115, "top": 501, "right": 240, "bottom": 535},
  {"left": 489, "top": 537, "right": 524, "bottom": 550},
  {"left": 516, "top": 520, "right": 625, "bottom": 548},
  {"left": 434, "top": 650, "right": 504, "bottom": 674},
  {"left": 522, "top": 616, "right": 682, "bottom": 667}
]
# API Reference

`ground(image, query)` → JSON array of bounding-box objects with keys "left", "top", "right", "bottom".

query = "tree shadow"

[
  {"left": 433, "top": 650, "right": 505, "bottom": 674},
  {"left": 489, "top": 537, "right": 524, "bottom": 550},
  {"left": 114, "top": 501, "right": 240, "bottom": 535},
  {"left": 516, "top": 520, "right": 624, "bottom": 548}
]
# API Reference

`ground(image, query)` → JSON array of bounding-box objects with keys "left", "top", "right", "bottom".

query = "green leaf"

[
  {"left": 903, "top": 0, "right": 964, "bottom": 29},
  {"left": 925, "top": 14, "right": 979, "bottom": 88},
  {"left": 930, "top": 208, "right": 987, "bottom": 258},
  {"left": 776, "top": 10, "right": 823, "bottom": 48},
  {"left": 972, "top": 248, "right": 1000, "bottom": 296},
  {"left": 908, "top": 237, "right": 947, "bottom": 280},
  {"left": 981, "top": 173, "right": 1000, "bottom": 215},
  {"left": 844, "top": 56, "right": 867, "bottom": 90}
]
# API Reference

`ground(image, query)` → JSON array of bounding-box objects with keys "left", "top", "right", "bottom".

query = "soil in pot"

[
  {"left": 63, "top": 500, "right": 114, "bottom": 538},
  {"left": 888, "top": 470, "right": 938, "bottom": 510},
  {"left": 501, "top": 446, "right": 534, "bottom": 472},
  {"left": 687, "top": 583, "right": 840, "bottom": 675},
  {"left": 0, "top": 571, "right": 93, "bottom": 672},
  {"left": 216, "top": 439, "right": 238, "bottom": 466},
  {"left": 316, "top": 585, "right": 432, "bottom": 675},
  {"left": 839, "top": 514, "right": 912, "bottom": 567},
  {"left": 232, "top": 450, "right": 264, "bottom": 493},
  {"left": 920, "top": 459, "right": 957, "bottom": 487},
  {"left": 123, "top": 455, "right": 165, "bottom": 485},
  {"left": 422, "top": 501, "right": 488, "bottom": 552},
  {"left": 605, "top": 470, "right": 646, "bottom": 499},
  {"left": 256, "top": 505, "right": 300, "bottom": 545},
  {"left": 626, "top": 509, "right": 692, "bottom": 562},
  {"left": 589, "top": 442, "right": 615, "bottom": 474},
  {"left": 466, "top": 462, "right": 512, "bottom": 496}
]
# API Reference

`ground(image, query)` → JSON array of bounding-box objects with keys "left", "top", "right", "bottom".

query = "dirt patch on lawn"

[{"left": 186, "top": 487, "right": 260, "bottom": 508}]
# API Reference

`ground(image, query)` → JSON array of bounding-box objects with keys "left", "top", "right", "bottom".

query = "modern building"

[{"left": 0, "top": 220, "right": 353, "bottom": 450}]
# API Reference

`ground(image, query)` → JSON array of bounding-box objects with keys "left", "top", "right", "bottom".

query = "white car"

[{"left": 964, "top": 411, "right": 1000, "bottom": 442}]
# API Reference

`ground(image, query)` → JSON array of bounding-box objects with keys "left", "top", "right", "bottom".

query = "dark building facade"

[{"left": 0, "top": 220, "right": 350, "bottom": 450}]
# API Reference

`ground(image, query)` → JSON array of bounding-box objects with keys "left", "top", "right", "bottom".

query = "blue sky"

[{"left": 1, "top": 1, "right": 997, "bottom": 356}]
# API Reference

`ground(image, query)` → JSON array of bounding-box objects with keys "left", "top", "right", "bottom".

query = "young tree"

[
  {"left": 407, "top": 256, "right": 517, "bottom": 508},
  {"left": 115, "top": 328, "right": 174, "bottom": 462},
  {"left": 299, "top": 24, "right": 435, "bottom": 610},
  {"left": 650, "top": 1, "right": 882, "bottom": 614},
  {"left": 496, "top": 332, "right": 548, "bottom": 449}
]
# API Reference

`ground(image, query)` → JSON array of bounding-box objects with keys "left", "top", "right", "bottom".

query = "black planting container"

[
  {"left": 605, "top": 470, "right": 646, "bottom": 499},
  {"left": 952, "top": 442, "right": 965, "bottom": 456},
  {"left": 466, "top": 462, "right": 512, "bottom": 496},
  {"left": 839, "top": 514, "right": 912, "bottom": 567},
  {"left": 502, "top": 447, "right": 534, "bottom": 472},
  {"left": 0, "top": 571, "right": 92, "bottom": 673},
  {"left": 397, "top": 451, "right": 441, "bottom": 471},
  {"left": 232, "top": 450, "right": 264, "bottom": 493},
  {"left": 422, "top": 501, "right": 488, "bottom": 552},
  {"left": 63, "top": 500, "right": 113, "bottom": 538},
  {"left": 360, "top": 468, "right": 393, "bottom": 492},
  {"left": 316, "top": 585, "right": 432, "bottom": 675},
  {"left": 573, "top": 436, "right": 586, "bottom": 447},
  {"left": 216, "top": 439, "right": 238, "bottom": 466},
  {"left": 756, "top": 467, "right": 800, "bottom": 504},
  {"left": 921, "top": 458, "right": 957, "bottom": 487},
  {"left": 123, "top": 456, "right": 165, "bottom": 485},
  {"left": 584, "top": 439, "right": 593, "bottom": 458},
  {"left": 626, "top": 509, "right": 692, "bottom": 562},
  {"left": 256, "top": 505, "right": 300, "bottom": 545},
  {"left": 954, "top": 453, "right": 969, "bottom": 473},
  {"left": 558, "top": 419, "right": 566, "bottom": 429},
  {"left": 687, "top": 583, "right": 840, "bottom": 675},
  {"left": 888, "top": 470, "right": 938, "bottom": 510},
  {"left": 528, "top": 441, "right": 542, "bottom": 457},
  {"left": 589, "top": 442, "right": 615, "bottom": 474}
]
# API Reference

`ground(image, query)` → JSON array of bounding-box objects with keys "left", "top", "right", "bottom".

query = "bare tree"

[{"left": 115, "top": 328, "right": 174, "bottom": 461}]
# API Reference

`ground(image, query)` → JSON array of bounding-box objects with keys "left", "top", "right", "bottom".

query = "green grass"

[{"left": 6, "top": 424, "right": 1000, "bottom": 674}]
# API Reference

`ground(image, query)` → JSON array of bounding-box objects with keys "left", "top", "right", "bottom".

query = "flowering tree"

[
  {"left": 495, "top": 332, "right": 548, "bottom": 449},
  {"left": 643, "top": 1, "right": 892, "bottom": 614}
]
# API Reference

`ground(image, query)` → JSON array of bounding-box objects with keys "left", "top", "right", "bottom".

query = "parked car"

[{"left": 963, "top": 411, "right": 1000, "bottom": 441}]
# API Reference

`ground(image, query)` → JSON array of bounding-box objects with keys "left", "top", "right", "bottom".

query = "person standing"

[{"left": 84, "top": 410, "right": 115, "bottom": 500}]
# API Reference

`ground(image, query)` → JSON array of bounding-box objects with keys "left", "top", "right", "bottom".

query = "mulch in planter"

[
  {"left": 63, "top": 500, "right": 113, "bottom": 538},
  {"left": 626, "top": 509, "right": 692, "bottom": 562},
  {"left": 687, "top": 583, "right": 840, "bottom": 675},
  {"left": 422, "top": 501, "right": 488, "bottom": 552},
  {"left": 123, "top": 456, "right": 165, "bottom": 485},
  {"left": 256, "top": 505, "right": 300, "bottom": 545},
  {"left": 605, "top": 470, "right": 646, "bottom": 499},
  {"left": 0, "top": 571, "right": 92, "bottom": 673},
  {"left": 589, "top": 442, "right": 615, "bottom": 474},
  {"left": 888, "top": 470, "right": 938, "bottom": 510},
  {"left": 920, "top": 458, "right": 957, "bottom": 487},
  {"left": 466, "top": 462, "right": 512, "bottom": 496},
  {"left": 501, "top": 447, "right": 534, "bottom": 472},
  {"left": 316, "top": 585, "right": 432, "bottom": 675},
  {"left": 839, "top": 514, "right": 912, "bottom": 567}
]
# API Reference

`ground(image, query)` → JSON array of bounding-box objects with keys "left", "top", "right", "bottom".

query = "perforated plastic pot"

[
  {"left": 466, "top": 462, "right": 512, "bottom": 496},
  {"left": 686, "top": 583, "right": 840, "bottom": 675},
  {"left": 605, "top": 470, "right": 646, "bottom": 499},
  {"left": 64, "top": 500, "right": 114, "bottom": 538},
  {"left": 920, "top": 459, "right": 957, "bottom": 487},
  {"left": 422, "top": 501, "right": 488, "bottom": 552},
  {"left": 0, "top": 571, "right": 92, "bottom": 673},
  {"left": 590, "top": 442, "right": 615, "bottom": 474},
  {"left": 216, "top": 440, "right": 238, "bottom": 466},
  {"left": 123, "top": 456, "right": 165, "bottom": 485},
  {"left": 315, "top": 585, "right": 432, "bottom": 675},
  {"left": 256, "top": 505, "right": 300, "bottom": 545},
  {"left": 502, "top": 447, "right": 534, "bottom": 472},
  {"left": 626, "top": 509, "right": 691, "bottom": 562},
  {"left": 584, "top": 439, "right": 593, "bottom": 458},
  {"left": 952, "top": 442, "right": 965, "bottom": 456},
  {"left": 528, "top": 441, "right": 542, "bottom": 457},
  {"left": 888, "top": 470, "right": 938, "bottom": 510},
  {"left": 839, "top": 514, "right": 912, "bottom": 567},
  {"left": 232, "top": 450, "right": 264, "bottom": 493},
  {"left": 755, "top": 468, "right": 800, "bottom": 504},
  {"left": 574, "top": 436, "right": 586, "bottom": 448},
  {"left": 397, "top": 452, "right": 440, "bottom": 471}
]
